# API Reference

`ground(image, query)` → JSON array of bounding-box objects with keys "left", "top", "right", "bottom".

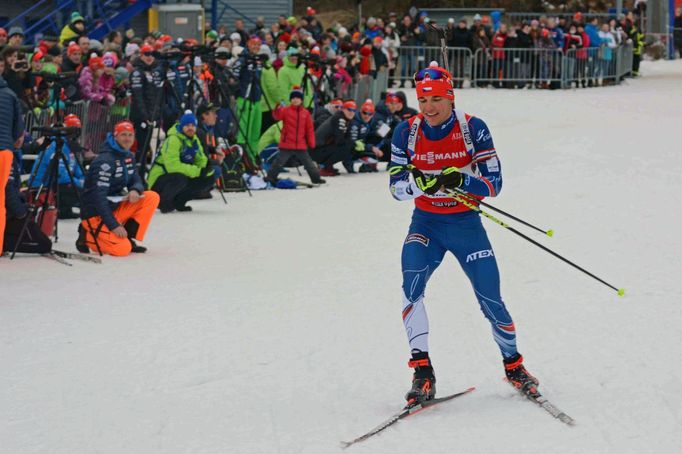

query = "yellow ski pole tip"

[
  {"left": 617, "top": 288, "right": 625, "bottom": 297},
  {"left": 546, "top": 229, "right": 554, "bottom": 237}
]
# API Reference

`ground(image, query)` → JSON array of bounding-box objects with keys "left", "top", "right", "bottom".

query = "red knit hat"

[
  {"left": 140, "top": 44, "right": 154, "bottom": 54},
  {"left": 114, "top": 121, "right": 134, "bottom": 135},
  {"left": 343, "top": 100, "right": 357, "bottom": 110},
  {"left": 385, "top": 93, "right": 401, "bottom": 104},
  {"left": 361, "top": 99, "right": 375, "bottom": 114},
  {"left": 67, "top": 42, "right": 81, "bottom": 56},
  {"left": 414, "top": 61, "right": 454, "bottom": 101},
  {"left": 88, "top": 56, "right": 104, "bottom": 71},
  {"left": 64, "top": 114, "right": 81, "bottom": 128}
]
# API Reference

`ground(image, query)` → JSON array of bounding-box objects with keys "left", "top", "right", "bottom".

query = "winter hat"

[
  {"left": 448, "top": 18, "right": 455, "bottom": 24},
  {"left": 338, "top": 27, "right": 348, "bottom": 38},
  {"left": 0, "top": 28, "right": 6, "bottom": 38},
  {"left": 66, "top": 41, "right": 83, "bottom": 57},
  {"left": 125, "top": 42, "right": 140, "bottom": 57},
  {"left": 89, "top": 39, "right": 103, "bottom": 51},
  {"left": 47, "top": 46, "right": 62, "bottom": 57},
  {"left": 31, "top": 51, "right": 44, "bottom": 62},
  {"left": 287, "top": 16, "right": 298, "bottom": 26},
  {"left": 114, "top": 66, "right": 129, "bottom": 83},
  {"left": 70, "top": 12, "right": 85, "bottom": 25},
  {"left": 88, "top": 55, "right": 104, "bottom": 71},
  {"left": 385, "top": 92, "right": 402, "bottom": 104},
  {"left": 214, "top": 46, "right": 230, "bottom": 57},
  {"left": 102, "top": 51, "right": 118, "bottom": 68},
  {"left": 41, "top": 63, "right": 58, "bottom": 74},
  {"left": 230, "top": 32, "right": 241, "bottom": 43},
  {"left": 361, "top": 99, "right": 375, "bottom": 114},
  {"left": 286, "top": 47, "right": 300, "bottom": 56},
  {"left": 8, "top": 26, "right": 24, "bottom": 38},
  {"left": 343, "top": 100, "right": 357, "bottom": 111},
  {"left": 306, "top": 6, "right": 316, "bottom": 16},
  {"left": 64, "top": 114, "right": 81, "bottom": 128},
  {"left": 179, "top": 110, "right": 198, "bottom": 129},
  {"left": 114, "top": 121, "right": 134, "bottom": 135},
  {"left": 140, "top": 44, "right": 154, "bottom": 54},
  {"left": 206, "top": 30, "right": 218, "bottom": 40},
  {"left": 330, "top": 98, "right": 343, "bottom": 108},
  {"left": 247, "top": 36, "right": 262, "bottom": 46},
  {"left": 289, "top": 85, "right": 304, "bottom": 100},
  {"left": 414, "top": 61, "right": 454, "bottom": 101},
  {"left": 473, "top": 14, "right": 482, "bottom": 21}
]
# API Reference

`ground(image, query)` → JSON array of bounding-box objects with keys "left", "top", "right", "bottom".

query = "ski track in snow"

[{"left": 2, "top": 60, "right": 682, "bottom": 454}]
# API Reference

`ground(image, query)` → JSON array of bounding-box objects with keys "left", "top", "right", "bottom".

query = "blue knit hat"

[
  {"left": 290, "top": 85, "right": 304, "bottom": 101},
  {"left": 179, "top": 110, "right": 198, "bottom": 129}
]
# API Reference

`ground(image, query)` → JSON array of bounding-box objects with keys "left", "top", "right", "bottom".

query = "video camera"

[{"left": 35, "top": 71, "right": 78, "bottom": 83}]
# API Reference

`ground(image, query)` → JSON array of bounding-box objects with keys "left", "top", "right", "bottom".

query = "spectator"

[
  {"left": 675, "top": 7, "right": 682, "bottom": 58},
  {"left": 398, "top": 15, "right": 418, "bottom": 87},
  {"left": 7, "top": 27, "right": 25, "bottom": 47},
  {"left": 547, "top": 18, "right": 565, "bottom": 49},
  {"left": 130, "top": 44, "right": 161, "bottom": 169},
  {"left": 195, "top": 102, "right": 226, "bottom": 187},
  {"left": 77, "top": 35, "right": 91, "bottom": 56},
  {"left": 629, "top": 22, "right": 644, "bottom": 77},
  {"left": 536, "top": 28, "right": 558, "bottom": 88},
  {"left": 314, "top": 98, "right": 343, "bottom": 129},
  {"left": 260, "top": 52, "right": 284, "bottom": 134},
  {"left": 147, "top": 111, "right": 215, "bottom": 213},
  {"left": 278, "top": 48, "right": 312, "bottom": 109},
  {"left": 265, "top": 86, "right": 323, "bottom": 186},
  {"left": 472, "top": 27, "right": 492, "bottom": 87},
  {"left": 233, "top": 37, "right": 266, "bottom": 161},
  {"left": 29, "top": 114, "right": 85, "bottom": 219},
  {"left": 60, "top": 12, "right": 86, "bottom": 46},
  {"left": 350, "top": 99, "right": 383, "bottom": 173},
  {"left": 311, "top": 99, "right": 356, "bottom": 176},
  {"left": 78, "top": 121, "right": 159, "bottom": 256},
  {"left": 597, "top": 23, "right": 617, "bottom": 85},
  {"left": 0, "top": 28, "right": 7, "bottom": 47},
  {"left": 234, "top": 19, "right": 250, "bottom": 45},
  {"left": 79, "top": 55, "right": 115, "bottom": 105},
  {"left": 491, "top": 24, "right": 508, "bottom": 88},
  {"left": 1, "top": 46, "right": 30, "bottom": 104}
]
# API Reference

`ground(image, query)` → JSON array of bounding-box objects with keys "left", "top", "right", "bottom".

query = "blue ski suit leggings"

[{"left": 401, "top": 209, "right": 518, "bottom": 359}]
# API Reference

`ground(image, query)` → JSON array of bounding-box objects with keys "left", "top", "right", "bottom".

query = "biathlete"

[{"left": 388, "top": 62, "right": 538, "bottom": 404}]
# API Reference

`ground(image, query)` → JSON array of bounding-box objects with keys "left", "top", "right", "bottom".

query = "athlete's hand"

[
  {"left": 112, "top": 225, "right": 128, "bottom": 238},
  {"left": 410, "top": 166, "right": 440, "bottom": 195},
  {"left": 437, "top": 167, "right": 463, "bottom": 192}
]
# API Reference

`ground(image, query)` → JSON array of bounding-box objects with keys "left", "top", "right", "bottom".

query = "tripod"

[{"left": 10, "top": 126, "right": 102, "bottom": 259}]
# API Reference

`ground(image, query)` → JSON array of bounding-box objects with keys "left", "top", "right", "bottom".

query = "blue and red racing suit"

[{"left": 389, "top": 109, "right": 518, "bottom": 359}]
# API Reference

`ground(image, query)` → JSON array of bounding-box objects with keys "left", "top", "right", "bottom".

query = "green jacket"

[
  {"left": 147, "top": 124, "right": 208, "bottom": 189},
  {"left": 256, "top": 121, "right": 283, "bottom": 154},
  {"left": 277, "top": 57, "right": 314, "bottom": 108},
  {"left": 260, "top": 64, "right": 283, "bottom": 112}
]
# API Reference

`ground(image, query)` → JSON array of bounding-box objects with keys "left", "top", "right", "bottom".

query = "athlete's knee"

[{"left": 402, "top": 265, "right": 429, "bottom": 303}]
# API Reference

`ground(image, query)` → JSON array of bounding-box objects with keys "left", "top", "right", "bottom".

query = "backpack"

[{"left": 220, "top": 144, "right": 247, "bottom": 192}]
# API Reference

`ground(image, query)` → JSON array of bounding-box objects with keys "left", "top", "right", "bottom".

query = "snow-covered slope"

[{"left": 2, "top": 60, "right": 682, "bottom": 453}]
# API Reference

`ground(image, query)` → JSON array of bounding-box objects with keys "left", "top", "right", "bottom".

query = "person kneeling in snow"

[
  {"left": 265, "top": 86, "right": 325, "bottom": 186},
  {"left": 77, "top": 121, "right": 159, "bottom": 256},
  {"left": 147, "top": 110, "right": 215, "bottom": 212}
]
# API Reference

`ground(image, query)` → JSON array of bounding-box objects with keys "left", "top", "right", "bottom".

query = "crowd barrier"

[
  {"left": 24, "top": 98, "right": 131, "bottom": 154},
  {"left": 396, "top": 43, "right": 634, "bottom": 88}
]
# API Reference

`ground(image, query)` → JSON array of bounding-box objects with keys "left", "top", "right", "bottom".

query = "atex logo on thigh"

[{"left": 466, "top": 249, "right": 494, "bottom": 263}]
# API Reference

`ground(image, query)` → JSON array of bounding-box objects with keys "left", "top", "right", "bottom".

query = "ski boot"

[
  {"left": 75, "top": 224, "right": 89, "bottom": 253},
  {"left": 405, "top": 352, "right": 436, "bottom": 405},
  {"left": 504, "top": 354, "right": 539, "bottom": 394}
]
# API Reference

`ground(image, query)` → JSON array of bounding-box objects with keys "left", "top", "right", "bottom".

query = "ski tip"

[
  {"left": 546, "top": 229, "right": 554, "bottom": 237},
  {"left": 466, "top": 386, "right": 477, "bottom": 392},
  {"left": 617, "top": 288, "right": 625, "bottom": 297},
  {"left": 340, "top": 441, "right": 352, "bottom": 449}
]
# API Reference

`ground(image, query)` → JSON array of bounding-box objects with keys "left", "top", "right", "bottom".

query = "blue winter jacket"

[
  {"left": 29, "top": 141, "right": 85, "bottom": 188},
  {"left": 80, "top": 134, "right": 145, "bottom": 230},
  {"left": 0, "top": 76, "right": 24, "bottom": 151},
  {"left": 4, "top": 149, "right": 28, "bottom": 218}
]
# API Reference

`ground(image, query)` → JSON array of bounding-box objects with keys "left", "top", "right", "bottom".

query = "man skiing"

[{"left": 389, "top": 62, "right": 537, "bottom": 404}]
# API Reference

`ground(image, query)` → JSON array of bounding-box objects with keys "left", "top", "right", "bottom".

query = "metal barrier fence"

[
  {"left": 472, "top": 47, "right": 564, "bottom": 88},
  {"left": 397, "top": 44, "right": 634, "bottom": 89},
  {"left": 24, "top": 98, "right": 130, "bottom": 153}
]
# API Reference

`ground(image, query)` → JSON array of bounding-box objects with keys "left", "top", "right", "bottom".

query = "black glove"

[
  {"left": 200, "top": 166, "right": 215, "bottom": 178},
  {"left": 437, "top": 167, "right": 463, "bottom": 192},
  {"left": 409, "top": 165, "right": 440, "bottom": 195}
]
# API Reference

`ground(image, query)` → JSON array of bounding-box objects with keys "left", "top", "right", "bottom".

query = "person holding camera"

[
  {"left": 77, "top": 121, "right": 159, "bottom": 256},
  {"left": 147, "top": 111, "right": 215, "bottom": 213},
  {"left": 29, "top": 114, "right": 85, "bottom": 219},
  {"left": 277, "top": 48, "right": 313, "bottom": 109},
  {"left": 1, "top": 46, "right": 31, "bottom": 105},
  {"left": 233, "top": 37, "right": 266, "bottom": 162},
  {"left": 130, "top": 44, "right": 162, "bottom": 169}
]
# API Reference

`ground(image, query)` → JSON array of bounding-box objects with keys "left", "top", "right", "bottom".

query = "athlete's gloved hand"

[
  {"left": 409, "top": 166, "right": 440, "bottom": 195},
  {"left": 437, "top": 167, "right": 463, "bottom": 192}
]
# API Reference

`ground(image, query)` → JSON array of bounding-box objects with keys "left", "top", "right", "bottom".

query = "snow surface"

[{"left": 3, "top": 60, "right": 682, "bottom": 454}]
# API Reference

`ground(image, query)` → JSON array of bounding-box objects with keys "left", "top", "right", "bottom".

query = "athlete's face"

[{"left": 418, "top": 96, "right": 453, "bottom": 127}]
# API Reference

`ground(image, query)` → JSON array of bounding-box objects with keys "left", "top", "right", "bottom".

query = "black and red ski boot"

[
  {"left": 405, "top": 352, "right": 436, "bottom": 404},
  {"left": 504, "top": 354, "right": 539, "bottom": 393}
]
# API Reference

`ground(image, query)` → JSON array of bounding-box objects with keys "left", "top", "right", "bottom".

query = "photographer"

[
  {"left": 78, "top": 121, "right": 159, "bottom": 256},
  {"left": 233, "top": 37, "right": 266, "bottom": 161},
  {"left": 1, "top": 46, "right": 31, "bottom": 106},
  {"left": 130, "top": 44, "right": 162, "bottom": 167},
  {"left": 278, "top": 48, "right": 313, "bottom": 109},
  {"left": 207, "top": 46, "right": 238, "bottom": 138},
  {"left": 29, "top": 114, "right": 84, "bottom": 219},
  {"left": 311, "top": 99, "right": 356, "bottom": 176},
  {"left": 147, "top": 111, "right": 215, "bottom": 213}
]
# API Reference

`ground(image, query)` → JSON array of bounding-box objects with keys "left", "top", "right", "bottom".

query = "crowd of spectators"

[{"left": 0, "top": 5, "right": 655, "bottom": 258}]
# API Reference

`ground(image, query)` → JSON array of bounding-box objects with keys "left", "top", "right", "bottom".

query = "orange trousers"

[
  {"left": 82, "top": 190, "right": 159, "bottom": 256},
  {"left": 0, "top": 150, "right": 14, "bottom": 253}
]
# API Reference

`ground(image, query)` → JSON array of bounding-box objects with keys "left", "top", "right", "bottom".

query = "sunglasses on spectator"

[
  {"left": 413, "top": 67, "right": 451, "bottom": 82},
  {"left": 361, "top": 111, "right": 373, "bottom": 115},
  {"left": 345, "top": 108, "right": 357, "bottom": 113},
  {"left": 142, "top": 52, "right": 154, "bottom": 57}
]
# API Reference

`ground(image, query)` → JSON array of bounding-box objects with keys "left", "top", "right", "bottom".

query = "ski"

[
  {"left": 42, "top": 251, "right": 73, "bottom": 266},
  {"left": 52, "top": 249, "right": 102, "bottom": 264},
  {"left": 340, "top": 387, "right": 475, "bottom": 449},
  {"left": 512, "top": 383, "right": 575, "bottom": 426},
  {"left": 290, "top": 180, "right": 317, "bottom": 188}
]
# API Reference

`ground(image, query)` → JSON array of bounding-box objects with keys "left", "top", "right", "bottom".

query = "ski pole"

[
  {"left": 454, "top": 189, "right": 554, "bottom": 237},
  {"left": 446, "top": 189, "right": 625, "bottom": 296}
]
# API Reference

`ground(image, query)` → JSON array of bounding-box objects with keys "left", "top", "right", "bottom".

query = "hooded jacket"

[
  {"left": 277, "top": 56, "right": 313, "bottom": 108},
  {"left": 147, "top": 124, "right": 208, "bottom": 189},
  {"left": 272, "top": 103, "right": 315, "bottom": 151},
  {"left": 81, "top": 134, "right": 144, "bottom": 230}
]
